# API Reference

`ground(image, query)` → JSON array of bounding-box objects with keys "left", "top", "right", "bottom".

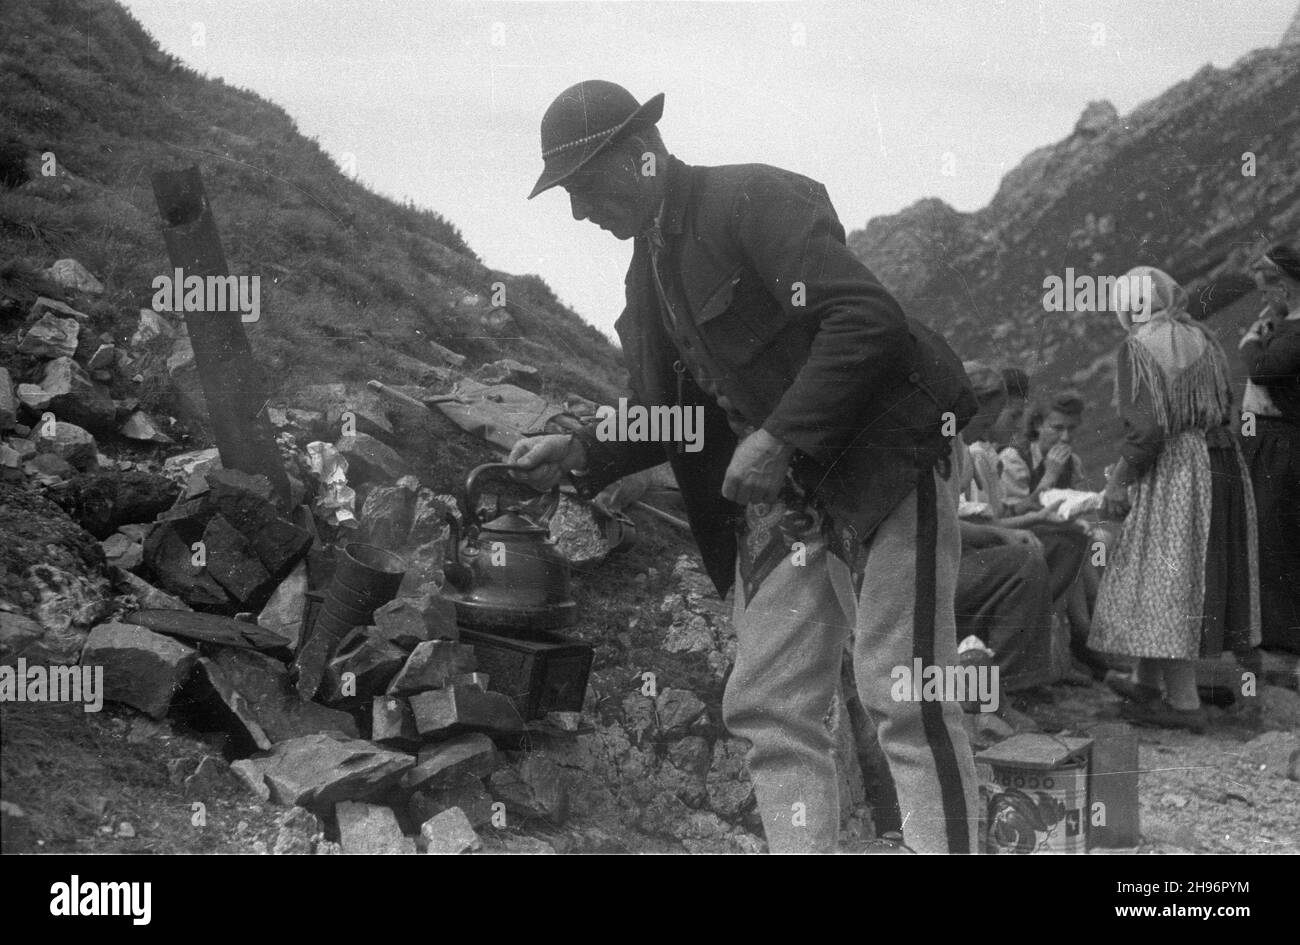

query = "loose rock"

[
  {"left": 119, "top": 411, "right": 173, "bottom": 444},
  {"left": 144, "top": 519, "right": 233, "bottom": 610},
  {"left": 489, "top": 755, "right": 570, "bottom": 824},
  {"left": 230, "top": 759, "right": 271, "bottom": 802},
  {"left": 387, "top": 639, "right": 477, "bottom": 695},
  {"left": 371, "top": 695, "right": 421, "bottom": 747},
  {"left": 409, "top": 771, "right": 495, "bottom": 828},
  {"left": 336, "top": 433, "right": 413, "bottom": 486},
  {"left": 421, "top": 807, "right": 481, "bottom": 854},
  {"left": 101, "top": 532, "right": 142, "bottom": 571},
  {"left": 336, "top": 801, "right": 414, "bottom": 855},
  {"left": 324, "top": 630, "right": 407, "bottom": 703},
  {"left": 184, "top": 755, "right": 234, "bottom": 798},
  {"left": 401, "top": 733, "right": 497, "bottom": 792},
  {"left": 45, "top": 469, "right": 179, "bottom": 538},
  {"left": 373, "top": 593, "right": 457, "bottom": 647},
  {"left": 44, "top": 259, "right": 104, "bottom": 295},
  {"left": 656, "top": 688, "right": 707, "bottom": 734},
  {"left": 18, "top": 312, "right": 79, "bottom": 358},
  {"left": 272, "top": 806, "right": 321, "bottom": 854},
  {"left": 202, "top": 514, "right": 275, "bottom": 607},
  {"left": 358, "top": 479, "right": 417, "bottom": 550},
  {"left": 34, "top": 421, "right": 98, "bottom": 473},
  {"left": 131, "top": 309, "right": 174, "bottom": 348},
  {"left": 80, "top": 622, "right": 198, "bottom": 719},
  {"left": 256, "top": 561, "right": 308, "bottom": 648},
  {"left": 16, "top": 384, "right": 52, "bottom": 412},
  {"left": 40, "top": 357, "right": 115, "bottom": 433},
  {"left": 409, "top": 685, "right": 525, "bottom": 736},
  {"left": 249, "top": 733, "right": 413, "bottom": 808}
]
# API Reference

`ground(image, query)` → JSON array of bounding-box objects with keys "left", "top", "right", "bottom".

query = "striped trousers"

[{"left": 722, "top": 448, "right": 979, "bottom": 854}]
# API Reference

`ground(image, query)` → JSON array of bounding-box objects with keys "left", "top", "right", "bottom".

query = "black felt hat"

[{"left": 527, "top": 80, "right": 665, "bottom": 200}]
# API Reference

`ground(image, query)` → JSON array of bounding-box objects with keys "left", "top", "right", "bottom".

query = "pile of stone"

[
  {"left": 1, "top": 260, "right": 184, "bottom": 491},
  {"left": 1, "top": 273, "right": 657, "bottom": 851},
  {"left": 62, "top": 550, "right": 567, "bottom": 854}
]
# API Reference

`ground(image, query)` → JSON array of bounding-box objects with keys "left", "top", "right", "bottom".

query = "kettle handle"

[
  {"left": 442, "top": 512, "right": 472, "bottom": 591},
  {"left": 463, "top": 462, "right": 560, "bottom": 528}
]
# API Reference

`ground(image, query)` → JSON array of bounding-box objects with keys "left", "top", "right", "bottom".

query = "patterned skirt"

[{"left": 1089, "top": 429, "right": 1260, "bottom": 660}]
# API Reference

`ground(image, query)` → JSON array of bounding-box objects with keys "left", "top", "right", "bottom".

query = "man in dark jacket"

[
  {"left": 1240, "top": 243, "right": 1300, "bottom": 654},
  {"left": 511, "top": 81, "right": 979, "bottom": 853}
]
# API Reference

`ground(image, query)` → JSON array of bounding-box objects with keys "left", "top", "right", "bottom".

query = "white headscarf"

[
  {"left": 1111, "top": 266, "right": 1206, "bottom": 377},
  {"left": 1111, "top": 266, "right": 1231, "bottom": 430}
]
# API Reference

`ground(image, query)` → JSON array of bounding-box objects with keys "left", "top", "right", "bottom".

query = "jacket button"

[{"left": 908, "top": 372, "right": 921, "bottom": 384}]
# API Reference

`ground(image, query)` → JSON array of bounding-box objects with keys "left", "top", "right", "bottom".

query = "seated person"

[
  {"left": 954, "top": 363, "right": 1060, "bottom": 694},
  {"left": 1001, "top": 387, "right": 1106, "bottom": 678},
  {"left": 1000, "top": 390, "right": 1088, "bottom": 513},
  {"left": 992, "top": 367, "right": 1032, "bottom": 471}
]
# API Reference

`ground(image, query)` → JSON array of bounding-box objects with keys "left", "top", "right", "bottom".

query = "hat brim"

[{"left": 527, "top": 92, "right": 665, "bottom": 200}]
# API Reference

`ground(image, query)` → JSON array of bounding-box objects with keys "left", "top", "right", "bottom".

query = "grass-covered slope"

[{"left": 0, "top": 0, "right": 625, "bottom": 406}]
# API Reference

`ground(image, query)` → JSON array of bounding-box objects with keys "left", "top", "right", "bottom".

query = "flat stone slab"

[
  {"left": 123, "top": 609, "right": 293, "bottom": 660},
  {"left": 249, "top": 733, "right": 413, "bottom": 808}
]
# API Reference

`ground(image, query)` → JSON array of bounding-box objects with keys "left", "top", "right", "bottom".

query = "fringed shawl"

[{"left": 1117, "top": 320, "right": 1234, "bottom": 433}]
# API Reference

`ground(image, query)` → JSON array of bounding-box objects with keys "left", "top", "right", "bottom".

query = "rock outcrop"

[{"left": 848, "top": 43, "right": 1300, "bottom": 469}]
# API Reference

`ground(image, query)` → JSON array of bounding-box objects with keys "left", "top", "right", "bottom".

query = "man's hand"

[
  {"left": 1102, "top": 459, "right": 1133, "bottom": 520},
  {"left": 1040, "top": 442, "right": 1072, "bottom": 487},
  {"left": 594, "top": 471, "right": 650, "bottom": 515},
  {"left": 506, "top": 434, "right": 586, "bottom": 492},
  {"left": 1102, "top": 482, "right": 1131, "bottom": 520},
  {"left": 1239, "top": 316, "right": 1274, "bottom": 350},
  {"left": 722, "top": 428, "right": 795, "bottom": 506}
]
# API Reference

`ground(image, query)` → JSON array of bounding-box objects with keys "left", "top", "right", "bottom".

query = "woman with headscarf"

[{"left": 1090, "top": 267, "right": 1261, "bottom": 732}]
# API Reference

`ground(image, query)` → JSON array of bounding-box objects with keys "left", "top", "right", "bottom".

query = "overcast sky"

[{"left": 123, "top": 0, "right": 1295, "bottom": 338}]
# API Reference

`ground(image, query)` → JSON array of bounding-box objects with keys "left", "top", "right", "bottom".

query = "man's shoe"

[
  {"left": 1105, "top": 672, "right": 1161, "bottom": 704},
  {"left": 1119, "top": 698, "right": 1208, "bottom": 734}
]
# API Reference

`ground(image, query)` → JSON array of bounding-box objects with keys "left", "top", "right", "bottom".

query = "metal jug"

[{"left": 443, "top": 463, "right": 577, "bottom": 633}]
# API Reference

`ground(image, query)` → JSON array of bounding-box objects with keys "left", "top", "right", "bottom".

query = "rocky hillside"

[
  {"left": 0, "top": 0, "right": 625, "bottom": 424},
  {"left": 0, "top": 0, "right": 775, "bottom": 856},
  {"left": 849, "top": 39, "right": 1300, "bottom": 472}
]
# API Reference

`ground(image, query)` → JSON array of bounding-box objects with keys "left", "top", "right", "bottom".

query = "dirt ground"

[
  {"left": 1009, "top": 670, "right": 1300, "bottom": 855},
  {"left": 3, "top": 657, "right": 1294, "bottom": 855}
]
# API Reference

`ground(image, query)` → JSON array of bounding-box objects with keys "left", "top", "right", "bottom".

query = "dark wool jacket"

[
  {"left": 1242, "top": 317, "right": 1300, "bottom": 421},
  {"left": 574, "top": 156, "right": 975, "bottom": 596}
]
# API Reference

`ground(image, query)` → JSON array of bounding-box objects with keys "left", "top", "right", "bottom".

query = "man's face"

[
  {"left": 1250, "top": 253, "right": 1297, "bottom": 307},
  {"left": 991, "top": 396, "right": 1027, "bottom": 450},
  {"left": 1038, "top": 410, "right": 1080, "bottom": 452},
  {"left": 562, "top": 147, "right": 659, "bottom": 240}
]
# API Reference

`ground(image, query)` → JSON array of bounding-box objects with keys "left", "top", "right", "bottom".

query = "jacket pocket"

[
  {"left": 695, "top": 269, "right": 742, "bottom": 324},
  {"left": 694, "top": 268, "right": 785, "bottom": 366}
]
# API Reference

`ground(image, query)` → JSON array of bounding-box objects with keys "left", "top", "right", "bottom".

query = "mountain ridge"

[{"left": 848, "top": 41, "right": 1300, "bottom": 470}]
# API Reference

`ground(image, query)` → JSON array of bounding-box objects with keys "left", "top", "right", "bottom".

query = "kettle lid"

[{"left": 480, "top": 510, "right": 549, "bottom": 536}]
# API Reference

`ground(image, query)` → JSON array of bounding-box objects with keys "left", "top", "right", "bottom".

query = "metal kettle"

[{"left": 443, "top": 463, "right": 577, "bottom": 633}]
